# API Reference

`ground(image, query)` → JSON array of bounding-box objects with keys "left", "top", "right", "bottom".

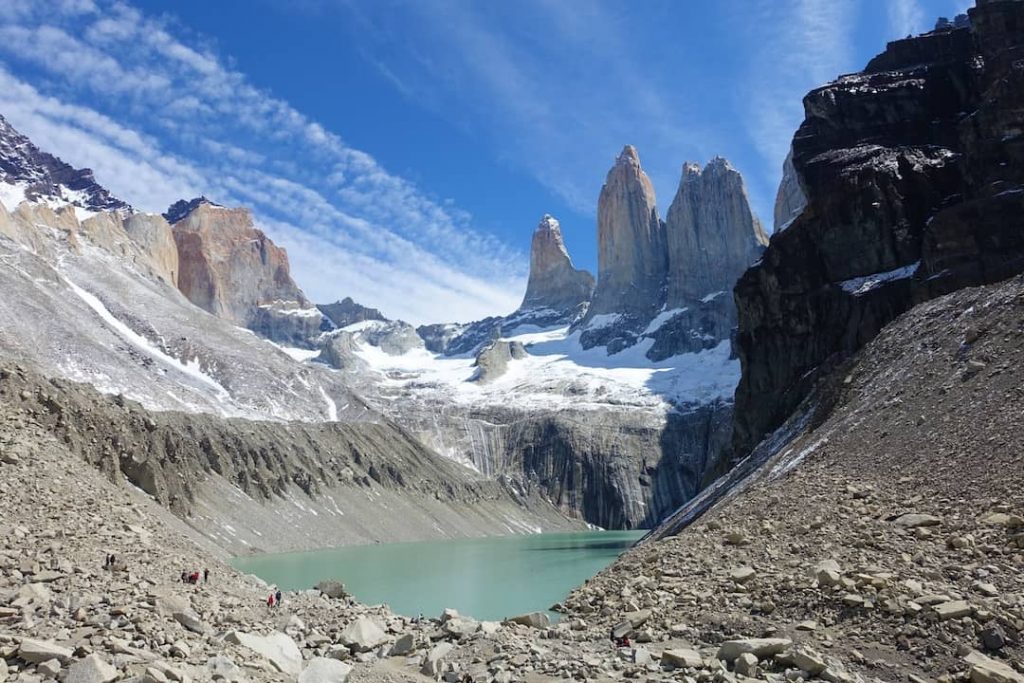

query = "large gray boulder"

[
  {"left": 226, "top": 631, "right": 302, "bottom": 677},
  {"left": 338, "top": 616, "right": 388, "bottom": 652},
  {"left": 65, "top": 654, "right": 119, "bottom": 683},
  {"left": 470, "top": 341, "right": 528, "bottom": 384},
  {"left": 299, "top": 658, "right": 353, "bottom": 683}
]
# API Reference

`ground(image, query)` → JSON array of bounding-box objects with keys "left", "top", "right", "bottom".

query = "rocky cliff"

[
  {"left": 579, "top": 149, "right": 765, "bottom": 357},
  {"left": 733, "top": 0, "right": 1024, "bottom": 455},
  {"left": 0, "top": 115, "right": 131, "bottom": 214},
  {"left": 772, "top": 149, "right": 807, "bottom": 233},
  {"left": 318, "top": 296, "right": 387, "bottom": 328},
  {"left": 519, "top": 214, "right": 594, "bottom": 317},
  {"left": 169, "top": 198, "right": 323, "bottom": 346},
  {"left": 664, "top": 158, "right": 768, "bottom": 307},
  {"left": 587, "top": 145, "right": 666, "bottom": 320}
]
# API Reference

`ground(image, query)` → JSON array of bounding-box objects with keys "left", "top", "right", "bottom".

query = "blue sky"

[{"left": 0, "top": 0, "right": 971, "bottom": 323}]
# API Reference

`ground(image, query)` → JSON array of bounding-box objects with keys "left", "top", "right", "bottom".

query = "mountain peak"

[
  {"left": 0, "top": 113, "right": 131, "bottom": 214},
  {"left": 519, "top": 213, "right": 594, "bottom": 315},
  {"left": 163, "top": 196, "right": 224, "bottom": 224}
]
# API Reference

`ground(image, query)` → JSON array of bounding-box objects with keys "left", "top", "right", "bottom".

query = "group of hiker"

[
  {"left": 181, "top": 568, "right": 210, "bottom": 584},
  {"left": 102, "top": 554, "right": 118, "bottom": 570},
  {"left": 267, "top": 589, "right": 283, "bottom": 608}
]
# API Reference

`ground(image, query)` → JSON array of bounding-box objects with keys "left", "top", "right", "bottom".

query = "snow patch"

[
  {"left": 700, "top": 291, "right": 726, "bottom": 303},
  {"left": 63, "top": 277, "right": 232, "bottom": 401},
  {"left": 839, "top": 262, "right": 919, "bottom": 296},
  {"left": 643, "top": 308, "right": 687, "bottom": 335}
]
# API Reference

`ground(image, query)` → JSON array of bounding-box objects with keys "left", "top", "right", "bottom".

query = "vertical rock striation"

[
  {"left": 734, "top": 0, "right": 1024, "bottom": 456},
  {"left": 169, "top": 198, "right": 322, "bottom": 345},
  {"left": 587, "top": 145, "right": 666, "bottom": 319},
  {"left": 519, "top": 215, "right": 594, "bottom": 315},
  {"left": 664, "top": 157, "right": 768, "bottom": 307},
  {"left": 772, "top": 149, "right": 807, "bottom": 233}
]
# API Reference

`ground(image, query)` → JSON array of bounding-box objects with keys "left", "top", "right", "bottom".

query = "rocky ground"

[{"left": 2, "top": 285, "right": 1023, "bottom": 683}]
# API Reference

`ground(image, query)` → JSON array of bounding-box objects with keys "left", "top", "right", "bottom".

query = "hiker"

[
  {"left": 267, "top": 593, "right": 275, "bottom": 608},
  {"left": 204, "top": 568, "right": 209, "bottom": 583},
  {"left": 181, "top": 569, "right": 188, "bottom": 583},
  {"left": 103, "top": 554, "right": 111, "bottom": 569},
  {"left": 275, "top": 589, "right": 282, "bottom": 607}
]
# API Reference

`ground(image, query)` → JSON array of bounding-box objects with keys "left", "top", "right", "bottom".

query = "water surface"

[{"left": 232, "top": 531, "right": 644, "bottom": 621}]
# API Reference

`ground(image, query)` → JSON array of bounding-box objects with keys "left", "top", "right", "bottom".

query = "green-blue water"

[{"left": 232, "top": 531, "right": 644, "bottom": 621}]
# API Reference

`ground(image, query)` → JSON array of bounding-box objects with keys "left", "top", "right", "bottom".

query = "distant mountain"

[{"left": 0, "top": 114, "right": 130, "bottom": 215}]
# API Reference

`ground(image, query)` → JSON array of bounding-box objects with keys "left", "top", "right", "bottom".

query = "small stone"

[
  {"left": 65, "top": 653, "right": 119, "bottom": 683},
  {"left": 934, "top": 600, "right": 973, "bottom": 621},
  {"left": 299, "top": 657, "right": 354, "bottom": 683},
  {"left": 735, "top": 652, "right": 758, "bottom": 677},
  {"left": 716, "top": 638, "right": 792, "bottom": 663},
  {"left": 37, "top": 659, "right": 62, "bottom": 678},
  {"left": 893, "top": 513, "right": 941, "bottom": 528},
  {"left": 980, "top": 626, "right": 1006, "bottom": 652},
  {"left": 662, "top": 649, "right": 702, "bottom": 669},
  {"left": 965, "top": 650, "right": 1024, "bottom": 683},
  {"left": 730, "top": 567, "right": 757, "bottom": 584},
  {"left": 504, "top": 611, "right": 550, "bottom": 629}
]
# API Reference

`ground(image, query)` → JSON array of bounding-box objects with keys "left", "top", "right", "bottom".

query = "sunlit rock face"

[
  {"left": 519, "top": 214, "right": 594, "bottom": 316},
  {"left": 169, "top": 198, "right": 322, "bottom": 345}
]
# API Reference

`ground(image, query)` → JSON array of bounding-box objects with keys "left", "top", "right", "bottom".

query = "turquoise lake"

[{"left": 232, "top": 531, "right": 645, "bottom": 621}]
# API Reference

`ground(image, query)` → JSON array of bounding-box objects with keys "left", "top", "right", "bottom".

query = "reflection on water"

[{"left": 232, "top": 531, "right": 645, "bottom": 621}]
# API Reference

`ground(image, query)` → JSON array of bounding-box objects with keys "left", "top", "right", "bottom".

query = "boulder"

[
  {"left": 390, "top": 634, "right": 415, "bottom": 657},
  {"left": 791, "top": 647, "right": 828, "bottom": 675},
  {"left": 315, "top": 580, "right": 348, "bottom": 599},
  {"left": 730, "top": 567, "right": 757, "bottom": 584},
  {"left": 65, "top": 654, "right": 119, "bottom": 683},
  {"left": 893, "top": 513, "right": 942, "bottom": 528},
  {"left": 339, "top": 617, "right": 388, "bottom": 652},
  {"left": 17, "top": 638, "right": 73, "bottom": 664},
  {"left": 421, "top": 642, "right": 454, "bottom": 677},
  {"left": 172, "top": 609, "right": 206, "bottom": 634},
  {"left": 716, "top": 638, "right": 792, "bottom": 663},
  {"left": 934, "top": 600, "right": 973, "bottom": 620},
  {"left": 662, "top": 649, "right": 703, "bottom": 669},
  {"left": 227, "top": 631, "right": 302, "bottom": 677},
  {"left": 965, "top": 650, "right": 1024, "bottom": 683},
  {"left": 735, "top": 652, "right": 759, "bottom": 677},
  {"left": 504, "top": 612, "right": 550, "bottom": 629},
  {"left": 299, "top": 657, "right": 354, "bottom": 683}
]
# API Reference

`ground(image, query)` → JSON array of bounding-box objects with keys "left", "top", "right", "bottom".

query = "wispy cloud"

[
  {"left": 887, "top": 0, "right": 926, "bottom": 38},
  {"left": 0, "top": 0, "right": 525, "bottom": 324},
  {"left": 340, "top": 0, "right": 718, "bottom": 216},
  {"left": 741, "top": 0, "right": 858, "bottom": 195}
]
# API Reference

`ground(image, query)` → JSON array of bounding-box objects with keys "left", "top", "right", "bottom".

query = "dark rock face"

[
  {"left": 318, "top": 297, "right": 387, "bottom": 329},
  {"left": 496, "top": 403, "right": 733, "bottom": 529},
  {"left": 163, "top": 196, "right": 223, "bottom": 225},
  {"left": 520, "top": 215, "right": 595, "bottom": 315},
  {"left": 0, "top": 115, "right": 130, "bottom": 213},
  {"left": 734, "top": 1, "right": 1024, "bottom": 455}
]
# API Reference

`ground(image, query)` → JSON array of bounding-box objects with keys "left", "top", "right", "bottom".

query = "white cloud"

[
  {"left": 742, "top": 0, "right": 857, "bottom": 184},
  {"left": 0, "top": 0, "right": 525, "bottom": 324},
  {"left": 887, "top": 0, "right": 926, "bottom": 38}
]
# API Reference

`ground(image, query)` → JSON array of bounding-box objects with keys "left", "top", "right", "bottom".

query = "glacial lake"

[{"left": 232, "top": 531, "right": 645, "bottom": 621}]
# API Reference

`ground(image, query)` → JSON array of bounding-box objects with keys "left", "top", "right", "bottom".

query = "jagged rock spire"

[
  {"left": 664, "top": 157, "right": 768, "bottom": 305},
  {"left": 588, "top": 145, "right": 666, "bottom": 317},
  {"left": 520, "top": 214, "right": 594, "bottom": 313}
]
